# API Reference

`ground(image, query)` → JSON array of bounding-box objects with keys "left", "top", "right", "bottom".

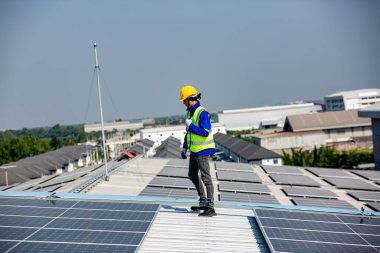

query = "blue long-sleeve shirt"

[{"left": 183, "top": 101, "right": 215, "bottom": 156}]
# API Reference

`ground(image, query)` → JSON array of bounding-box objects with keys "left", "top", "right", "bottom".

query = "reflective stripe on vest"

[{"left": 186, "top": 106, "right": 215, "bottom": 153}]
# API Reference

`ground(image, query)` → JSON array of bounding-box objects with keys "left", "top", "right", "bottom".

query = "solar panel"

[
  {"left": 215, "top": 162, "right": 253, "bottom": 171},
  {"left": 139, "top": 186, "right": 198, "bottom": 199},
  {"left": 165, "top": 159, "right": 189, "bottom": 168},
  {"left": 219, "top": 181, "right": 271, "bottom": 194},
  {"left": 261, "top": 165, "right": 304, "bottom": 175},
  {"left": 157, "top": 166, "right": 188, "bottom": 178},
  {"left": 324, "top": 177, "right": 380, "bottom": 191},
  {"left": 292, "top": 197, "right": 357, "bottom": 210},
  {"left": 148, "top": 176, "right": 195, "bottom": 189},
  {"left": 219, "top": 191, "right": 279, "bottom": 204},
  {"left": 270, "top": 174, "right": 320, "bottom": 187},
  {"left": 282, "top": 187, "right": 338, "bottom": 199},
  {"left": 347, "top": 191, "right": 380, "bottom": 202},
  {"left": 0, "top": 196, "right": 159, "bottom": 253},
  {"left": 217, "top": 170, "right": 262, "bottom": 183},
  {"left": 254, "top": 208, "right": 380, "bottom": 253},
  {"left": 351, "top": 170, "right": 380, "bottom": 181},
  {"left": 306, "top": 167, "right": 354, "bottom": 178},
  {"left": 367, "top": 202, "right": 380, "bottom": 211}
]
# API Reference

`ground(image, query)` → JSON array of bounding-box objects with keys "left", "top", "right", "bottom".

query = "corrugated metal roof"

[{"left": 285, "top": 110, "right": 371, "bottom": 132}]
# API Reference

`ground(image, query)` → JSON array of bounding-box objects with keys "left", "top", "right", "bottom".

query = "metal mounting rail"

[{"left": 69, "top": 157, "right": 139, "bottom": 193}]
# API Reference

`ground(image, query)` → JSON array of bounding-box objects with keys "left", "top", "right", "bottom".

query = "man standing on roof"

[{"left": 179, "top": 85, "right": 217, "bottom": 217}]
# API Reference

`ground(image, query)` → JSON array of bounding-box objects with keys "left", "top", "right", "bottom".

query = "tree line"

[
  {"left": 282, "top": 146, "right": 373, "bottom": 169},
  {"left": 0, "top": 124, "right": 89, "bottom": 165}
]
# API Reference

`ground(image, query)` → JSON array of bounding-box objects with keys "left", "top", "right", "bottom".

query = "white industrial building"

[
  {"left": 84, "top": 120, "right": 143, "bottom": 132},
  {"left": 325, "top": 88, "right": 380, "bottom": 111},
  {"left": 140, "top": 123, "right": 226, "bottom": 146},
  {"left": 217, "top": 102, "right": 322, "bottom": 130},
  {"left": 252, "top": 110, "right": 372, "bottom": 154}
]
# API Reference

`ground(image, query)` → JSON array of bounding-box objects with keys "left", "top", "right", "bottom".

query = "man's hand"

[
  {"left": 181, "top": 148, "right": 187, "bottom": 159},
  {"left": 185, "top": 118, "right": 192, "bottom": 128}
]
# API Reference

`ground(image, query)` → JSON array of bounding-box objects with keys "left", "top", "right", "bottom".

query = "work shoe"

[{"left": 198, "top": 208, "right": 217, "bottom": 217}]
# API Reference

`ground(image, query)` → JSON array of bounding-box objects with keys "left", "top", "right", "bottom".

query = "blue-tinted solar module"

[
  {"left": 9, "top": 242, "right": 137, "bottom": 253},
  {"left": 292, "top": 197, "right": 357, "bottom": 210},
  {"left": 29, "top": 229, "right": 144, "bottom": 245},
  {"left": 269, "top": 239, "right": 378, "bottom": 253},
  {"left": 0, "top": 241, "right": 18, "bottom": 253},
  {"left": 0, "top": 227, "right": 38, "bottom": 240},
  {"left": 0, "top": 206, "right": 67, "bottom": 217},
  {"left": 0, "top": 197, "right": 76, "bottom": 208},
  {"left": 61, "top": 209, "right": 156, "bottom": 221},
  {"left": 0, "top": 215, "right": 52, "bottom": 227},
  {"left": 47, "top": 218, "right": 150, "bottom": 232},
  {"left": 254, "top": 209, "right": 380, "bottom": 253},
  {"left": 74, "top": 201, "right": 159, "bottom": 212},
  {"left": 0, "top": 196, "right": 160, "bottom": 253}
]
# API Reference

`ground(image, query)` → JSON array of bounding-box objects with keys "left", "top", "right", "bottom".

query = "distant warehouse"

[
  {"left": 84, "top": 120, "right": 143, "bottom": 132},
  {"left": 252, "top": 110, "right": 372, "bottom": 154},
  {"left": 217, "top": 102, "right": 322, "bottom": 131},
  {"left": 325, "top": 88, "right": 380, "bottom": 111}
]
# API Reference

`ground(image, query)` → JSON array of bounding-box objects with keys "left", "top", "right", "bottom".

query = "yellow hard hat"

[{"left": 179, "top": 85, "right": 198, "bottom": 101}]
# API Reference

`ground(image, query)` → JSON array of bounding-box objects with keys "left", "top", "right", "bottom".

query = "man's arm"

[{"left": 188, "top": 111, "right": 211, "bottom": 137}]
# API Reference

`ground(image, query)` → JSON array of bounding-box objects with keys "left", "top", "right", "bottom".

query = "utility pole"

[{"left": 93, "top": 42, "right": 109, "bottom": 181}]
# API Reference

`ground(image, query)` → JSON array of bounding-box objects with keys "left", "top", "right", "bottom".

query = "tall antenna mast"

[{"left": 93, "top": 42, "right": 109, "bottom": 181}]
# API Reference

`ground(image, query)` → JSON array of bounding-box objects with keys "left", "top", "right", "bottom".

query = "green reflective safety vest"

[{"left": 186, "top": 106, "right": 215, "bottom": 153}]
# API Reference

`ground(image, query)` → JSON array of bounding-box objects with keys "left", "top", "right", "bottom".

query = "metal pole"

[
  {"left": 5, "top": 170, "right": 8, "bottom": 186},
  {"left": 93, "top": 42, "right": 109, "bottom": 181}
]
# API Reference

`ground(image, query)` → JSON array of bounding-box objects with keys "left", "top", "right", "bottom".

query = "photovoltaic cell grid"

[
  {"left": 218, "top": 181, "right": 271, "bottom": 194},
  {"left": 348, "top": 191, "right": 380, "bottom": 202},
  {"left": 139, "top": 186, "right": 198, "bottom": 199},
  {"left": 157, "top": 166, "right": 188, "bottom": 178},
  {"left": 254, "top": 208, "right": 380, "bottom": 253},
  {"left": 282, "top": 187, "right": 338, "bottom": 199},
  {"left": 306, "top": 167, "right": 354, "bottom": 178},
  {"left": 351, "top": 170, "right": 380, "bottom": 181},
  {"left": 148, "top": 176, "right": 195, "bottom": 189},
  {"left": 165, "top": 159, "right": 189, "bottom": 168},
  {"left": 217, "top": 170, "right": 262, "bottom": 183},
  {"left": 214, "top": 162, "right": 254, "bottom": 172},
  {"left": 219, "top": 191, "right": 279, "bottom": 204},
  {"left": 324, "top": 177, "right": 380, "bottom": 191},
  {"left": 270, "top": 174, "right": 320, "bottom": 187},
  {"left": 291, "top": 197, "right": 357, "bottom": 210},
  {"left": 367, "top": 202, "right": 380, "bottom": 211},
  {"left": 0, "top": 196, "right": 159, "bottom": 253},
  {"left": 261, "top": 165, "right": 304, "bottom": 175}
]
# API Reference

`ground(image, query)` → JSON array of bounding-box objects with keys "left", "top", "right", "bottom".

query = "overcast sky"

[{"left": 0, "top": 0, "right": 379, "bottom": 129}]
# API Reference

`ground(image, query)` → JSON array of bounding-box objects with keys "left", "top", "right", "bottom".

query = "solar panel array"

[
  {"left": 0, "top": 196, "right": 159, "bottom": 253},
  {"left": 220, "top": 192, "right": 279, "bottom": 204},
  {"left": 348, "top": 191, "right": 380, "bottom": 202},
  {"left": 307, "top": 167, "right": 354, "bottom": 178},
  {"left": 165, "top": 159, "right": 189, "bottom": 168},
  {"left": 282, "top": 187, "right": 338, "bottom": 199},
  {"left": 217, "top": 170, "right": 262, "bottom": 183},
  {"left": 157, "top": 166, "right": 188, "bottom": 178},
  {"left": 261, "top": 165, "right": 304, "bottom": 175},
  {"left": 270, "top": 174, "right": 320, "bottom": 187},
  {"left": 254, "top": 208, "right": 380, "bottom": 253},
  {"left": 351, "top": 170, "right": 380, "bottom": 181},
  {"left": 324, "top": 177, "right": 380, "bottom": 191},
  {"left": 219, "top": 181, "right": 271, "bottom": 194},
  {"left": 139, "top": 186, "right": 198, "bottom": 199},
  {"left": 148, "top": 177, "right": 195, "bottom": 189},
  {"left": 215, "top": 162, "right": 253, "bottom": 171},
  {"left": 291, "top": 197, "right": 357, "bottom": 210},
  {"left": 367, "top": 202, "right": 380, "bottom": 211}
]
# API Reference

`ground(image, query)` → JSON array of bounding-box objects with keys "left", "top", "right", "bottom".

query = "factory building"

[
  {"left": 325, "top": 88, "right": 380, "bottom": 111},
  {"left": 217, "top": 102, "right": 322, "bottom": 130}
]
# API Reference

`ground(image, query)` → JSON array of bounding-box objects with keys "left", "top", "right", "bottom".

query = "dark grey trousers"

[{"left": 188, "top": 155, "right": 214, "bottom": 206}]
